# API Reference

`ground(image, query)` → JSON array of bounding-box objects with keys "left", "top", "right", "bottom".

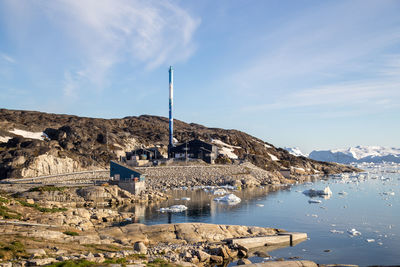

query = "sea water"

[{"left": 123, "top": 163, "right": 400, "bottom": 266}]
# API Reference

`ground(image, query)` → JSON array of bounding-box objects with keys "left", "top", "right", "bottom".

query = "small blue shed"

[{"left": 110, "top": 161, "right": 145, "bottom": 181}]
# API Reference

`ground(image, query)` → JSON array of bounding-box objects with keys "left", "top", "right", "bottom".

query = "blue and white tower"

[{"left": 168, "top": 66, "right": 174, "bottom": 157}]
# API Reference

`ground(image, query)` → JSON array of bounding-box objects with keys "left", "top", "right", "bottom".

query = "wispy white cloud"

[
  {"left": 3, "top": 0, "right": 200, "bottom": 96},
  {"left": 0, "top": 53, "right": 16, "bottom": 63},
  {"left": 228, "top": 1, "right": 400, "bottom": 93}
]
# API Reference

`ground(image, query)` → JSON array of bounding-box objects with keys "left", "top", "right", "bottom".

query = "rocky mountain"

[
  {"left": 284, "top": 147, "right": 308, "bottom": 157},
  {"left": 309, "top": 146, "right": 400, "bottom": 164},
  {"left": 0, "top": 108, "right": 358, "bottom": 178}
]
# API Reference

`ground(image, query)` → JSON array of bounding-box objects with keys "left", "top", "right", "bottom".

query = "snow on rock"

[
  {"left": 268, "top": 153, "right": 279, "bottom": 161},
  {"left": 309, "top": 146, "right": 400, "bottom": 163},
  {"left": 9, "top": 129, "right": 48, "bottom": 140},
  {"left": 212, "top": 139, "right": 240, "bottom": 159},
  {"left": 0, "top": 136, "right": 11, "bottom": 143},
  {"left": 213, "top": 194, "right": 241, "bottom": 204},
  {"left": 159, "top": 205, "right": 188, "bottom": 213},
  {"left": 284, "top": 147, "right": 308, "bottom": 157}
]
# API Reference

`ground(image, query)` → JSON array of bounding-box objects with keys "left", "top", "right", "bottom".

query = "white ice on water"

[
  {"left": 347, "top": 228, "right": 362, "bottom": 236},
  {"left": 213, "top": 194, "right": 241, "bottom": 204},
  {"left": 159, "top": 205, "right": 188, "bottom": 213}
]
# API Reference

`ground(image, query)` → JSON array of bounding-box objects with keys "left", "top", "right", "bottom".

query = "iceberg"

[
  {"left": 303, "top": 186, "right": 332, "bottom": 197},
  {"left": 213, "top": 194, "right": 241, "bottom": 204}
]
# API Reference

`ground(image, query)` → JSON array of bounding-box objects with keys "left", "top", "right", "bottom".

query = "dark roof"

[{"left": 110, "top": 160, "right": 144, "bottom": 174}]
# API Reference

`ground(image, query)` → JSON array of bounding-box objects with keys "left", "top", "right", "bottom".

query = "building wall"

[{"left": 118, "top": 180, "right": 145, "bottom": 195}]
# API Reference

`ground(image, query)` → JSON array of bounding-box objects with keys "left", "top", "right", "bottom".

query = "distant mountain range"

[{"left": 284, "top": 146, "right": 400, "bottom": 164}]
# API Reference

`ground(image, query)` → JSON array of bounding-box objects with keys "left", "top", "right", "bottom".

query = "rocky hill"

[{"left": 0, "top": 108, "right": 358, "bottom": 178}]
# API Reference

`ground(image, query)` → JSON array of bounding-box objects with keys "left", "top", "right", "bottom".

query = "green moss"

[
  {"left": 17, "top": 199, "right": 67, "bottom": 213},
  {"left": 0, "top": 205, "right": 22, "bottom": 220},
  {"left": 46, "top": 259, "right": 95, "bottom": 267},
  {"left": 63, "top": 231, "right": 79, "bottom": 236},
  {"left": 104, "top": 258, "right": 127, "bottom": 264},
  {"left": 0, "top": 240, "right": 27, "bottom": 259},
  {"left": 29, "top": 186, "right": 66, "bottom": 192},
  {"left": 147, "top": 258, "right": 181, "bottom": 267},
  {"left": 0, "top": 197, "right": 9, "bottom": 204}
]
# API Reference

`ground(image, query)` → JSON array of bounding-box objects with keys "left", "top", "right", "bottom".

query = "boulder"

[{"left": 134, "top": 241, "right": 147, "bottom": 254}]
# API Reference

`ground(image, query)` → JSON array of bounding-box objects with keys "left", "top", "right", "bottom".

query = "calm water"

[{"left": 122, "top": 163, "right": 400, "bottom": 266}]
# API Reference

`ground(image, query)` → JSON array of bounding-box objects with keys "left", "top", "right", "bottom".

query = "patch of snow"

[
  {"left": 9, "top": 129, "right": 47, "bottom": 140},
  {"left": 181, "top": 197, "right": 190, "bottom": 201},
  {"left": 308, "top": 199, "right": 322, "bottom": 204},
  {"left": 159, "top": 205, "right": 188, "bottom": 213},
  {"left": 212, "top": 139, "right": 240, "bottom": 159},
  {"left": 213, "top": 194, "right": 241, "bottom": 205},
  {"left": 268, "top": 153, "right": 279, "bottom": 161},
  {"left": 264, "top": 144, "right": 272, "bottom": 148},
  {"left": 366, "top": 239, "right": 375, "bottom": 243},
  {"left": 0, "top": 136, "right": 11, "bottom": 143}
]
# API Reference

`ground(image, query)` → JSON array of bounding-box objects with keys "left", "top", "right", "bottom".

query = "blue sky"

[{"left": 0, "top": 0, "right": 399, "bottom": 153}]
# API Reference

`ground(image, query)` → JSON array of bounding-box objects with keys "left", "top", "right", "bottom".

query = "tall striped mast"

[{"left": 168, "top": 66, "right": 174, "bottom": 157}]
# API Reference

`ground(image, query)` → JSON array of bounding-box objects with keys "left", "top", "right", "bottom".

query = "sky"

[{"left": 0, "top": 0, "right": 400, "bottom": 153}]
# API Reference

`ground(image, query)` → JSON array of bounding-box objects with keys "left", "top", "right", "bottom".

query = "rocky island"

[{"left": 0, "top": 109, "right": 362, "bottom": 266}]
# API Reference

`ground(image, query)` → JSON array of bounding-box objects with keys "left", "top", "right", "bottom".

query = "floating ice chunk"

[
  {"left": 383, "top": 191, "right": 395, "bottom": 196},
  {"left": 256, "top": 204, "right": 264, "bottom": 207},
  {"left": 308, "top": 199, "right": 322, "bottom": 204},
  {"left": 347, "top": 228, "right": 361, "bottom": 236},
  {"left": 303, "top": 186, "right": 332, "bottom": 197},
  {"left": 213, "top": 194, "right": 241, "bottom": 204},
  {"left": 181, "top": 197, "right": 190, "bottom": 201},
  {"left": 212, "top": 189, "right": 227, "bottom": 195},
  {"left": 366, "top": 239, "right": 375, "bottom": 243},
  {"left": 378, "top": 242, "right": 383, "bottom": 245},
  {"left": 159, "top": 205, "right": 188, "bottom": 213},
  {"left": 311, "top": 214, "right": 318, "bottom": 218},
  {"left": 330, "top": 230, "right": 344, "bottom": 234}
]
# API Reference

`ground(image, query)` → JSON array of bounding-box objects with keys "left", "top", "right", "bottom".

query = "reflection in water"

[{"left": 117, "top": 164, "right": 400, "bottom": 266}]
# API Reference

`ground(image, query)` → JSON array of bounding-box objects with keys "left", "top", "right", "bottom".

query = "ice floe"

[
  {"left": 213, "top": 194, "right": 241, "bottom": 204},
  {"left": 159, "top": 205, "right": 188, "bottom": 213},
  {"left": 308, "top": 199, "right": 322, "bottom": 204},
  {"left": 347, "top": 228, "right": 361, "bottom": 236},
  {"left": 303, "top": 186, "right": 332, "bottom": 197}
]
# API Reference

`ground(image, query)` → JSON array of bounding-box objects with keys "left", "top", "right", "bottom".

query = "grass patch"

[
  {"left": 0, "top": 240, "right": 27, "bottom": 260},
  {"left": 82, "top": 244, "right": 122, "bottom": 253},
  {"left": 147, "top": 258, "right": 180, "bottom": 267},
  {"left": 29, "top": 186, "right": 66, "bottom": 193},
  {"left": 104, "top": 258, "right": 127, "bottom": 264},
  {"left": 17, "top": 199, "right": 67, "bottom": 213},
  {"left": 63, "top": 231, "right": 79, "bottom": 236},
  {"left": 46, "top": 259, "right": 95, "bottom": 267},
  {"left": 0, "top": 197, "right": 9, "bottom": 204},
  {"left": 0, "top": 205, "right": 22, "bottom": 220}
]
